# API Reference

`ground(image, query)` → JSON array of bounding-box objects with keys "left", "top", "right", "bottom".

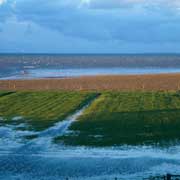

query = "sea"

[{"left": 1, "top": 54, "right": 180, "bottom": 79}]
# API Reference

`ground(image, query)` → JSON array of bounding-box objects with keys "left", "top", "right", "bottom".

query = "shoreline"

[{"left": 1, "top": 73, "right": 180, "bottom": 91}]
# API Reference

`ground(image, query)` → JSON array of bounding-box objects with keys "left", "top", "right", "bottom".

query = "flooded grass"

[
  {"left": 57, "top": 91, "right": 180, "bottom": 146},
  {"left": 1, "top": 90, "right": 180, "bottom": 146},
  {"left": 1, "top": 90, "right": 180, "bottom": 179},
  {"left": 0, "top": 91, "right": 98, "bottom": 131}
]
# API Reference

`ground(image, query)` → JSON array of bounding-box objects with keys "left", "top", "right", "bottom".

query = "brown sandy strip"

[{"left": 1, "top": 73, "right": 180, "bottom": 91}]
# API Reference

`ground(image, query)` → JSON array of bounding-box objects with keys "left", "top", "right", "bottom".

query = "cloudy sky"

[{"left": 0, "top": 0, "right": 180, "bottom": 53}]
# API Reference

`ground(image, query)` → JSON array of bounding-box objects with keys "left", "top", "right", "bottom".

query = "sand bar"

[{"left": 1, "top": 73, "right": 180, "bottom": 91}]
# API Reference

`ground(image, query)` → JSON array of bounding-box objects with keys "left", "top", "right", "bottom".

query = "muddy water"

[{"left": 0, "top": 105, "right": 180, "bottom": 180}]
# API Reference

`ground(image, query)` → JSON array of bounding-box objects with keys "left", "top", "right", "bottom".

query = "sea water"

[{"left": 1, "top": 54, "right": 180, "bottom": 79}]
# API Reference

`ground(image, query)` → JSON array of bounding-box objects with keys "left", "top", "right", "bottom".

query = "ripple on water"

[
  {"left": 12, "top": 116, "right": 23, "bottom": 121},
  {"left": 0, "top": 152, "right": 180, "bottom": 180},
  {"left": 0, "top": 122, "right": 38, "bottom": 152},
  {"left": 0, "top": 117, "right": 4, "bottom": 121}
]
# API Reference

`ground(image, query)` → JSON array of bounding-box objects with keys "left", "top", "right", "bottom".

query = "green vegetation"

[
  {"left": 1, "top": 90, "right": 180, "bottom": 146},
  {"left": 0, "top": 91, "right": 97, "bottom": 131},
  {"left": 0, "top": 91, "right": 14, "bottom": 97},
  {"left": 56, "top": 91, "right": 180, "bottom": 146}
]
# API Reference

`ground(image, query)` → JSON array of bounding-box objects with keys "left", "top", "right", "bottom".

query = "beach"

[{"left": 1, "top": 73, "right": 180, "bottom": 91}]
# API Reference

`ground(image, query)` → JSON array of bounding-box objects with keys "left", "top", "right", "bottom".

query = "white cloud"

[
  {"left": 79, "top": 0, "right": 180, "bottom": 10},
  {"left": 1, "top": 0, "right": 180, "bottom": 45},
  {"left": 0, "top": 0, "right": 6, "bottom": 6},
  {"left": 1, "top": 0, "right": 180, "bottom": 53}
]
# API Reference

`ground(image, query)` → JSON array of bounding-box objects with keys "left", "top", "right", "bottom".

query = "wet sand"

[{"left": 1, "top": 73, "right": 180, "bottom": 91}]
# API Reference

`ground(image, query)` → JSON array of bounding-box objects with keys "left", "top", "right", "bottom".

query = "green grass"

[
  {"left": 56, "top": 91, "right": 180, "bottom": 146},
  {"left": 0, "top": 91, "right": 14, "bottom": 97},
  {"left": 1, "top": 90, "right": 180, "bottom": 146},
  {"left": 0, "top": 91, "right": 97, "bottom": 131}
]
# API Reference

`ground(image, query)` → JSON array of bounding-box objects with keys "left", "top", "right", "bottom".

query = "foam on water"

[
  {"left": 39, "top": 105, "right": 86, "bottom": 138},
  {"left": 12, "top": 116, "right": 23, "bottom": 121},
  {"left": 0, "top": 117, "right": 38, "bottom": 153}
]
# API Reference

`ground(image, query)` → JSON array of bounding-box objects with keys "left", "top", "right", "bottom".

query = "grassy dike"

[
  {"left": 55, "top": 91, "right": 180, "bottom": 146},
  {"left": 0, "top": 91, "right": 98, "bottom": 131},
  {"left": 1, "top": 90, "right": 180, "bottom": 146}
]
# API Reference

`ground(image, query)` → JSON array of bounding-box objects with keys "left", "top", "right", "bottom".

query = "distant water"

[
  {"left": 2, "top": 67, "right": 180, "bottom": 80},
  {"left": 1, "top": 54, "right": 180, "bottom": 79}
]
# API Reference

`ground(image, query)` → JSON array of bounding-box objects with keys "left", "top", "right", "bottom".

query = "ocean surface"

[{"left": 1, "top": 54, "right": 180, "bottom": 79}]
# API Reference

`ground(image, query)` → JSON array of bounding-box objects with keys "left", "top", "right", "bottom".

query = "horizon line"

[{"left": 1, "top": 52, "right": 180, "bottom": 56}]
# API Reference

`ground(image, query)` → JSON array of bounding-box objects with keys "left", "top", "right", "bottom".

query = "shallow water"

[
  {"left": 2, "top": 67, "right": 180, "bottom": 80},
  {"left": 0, "top": 105, "right": 180, "bottom": 179}
]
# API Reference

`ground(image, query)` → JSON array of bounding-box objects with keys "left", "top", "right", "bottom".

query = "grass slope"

[
  {"left": 0, "top": 91, "right": 97, "bottom": 131},
  {"left": 56, "top": 91, "right": 180, "bottom": 146},
  {"left": 0, "top": 91, "right": 14, "bottom": 97}
]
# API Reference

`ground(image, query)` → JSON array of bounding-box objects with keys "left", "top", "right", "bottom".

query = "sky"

[{"left": 0, "top": 0, "right": 180, "bottom": 53}]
